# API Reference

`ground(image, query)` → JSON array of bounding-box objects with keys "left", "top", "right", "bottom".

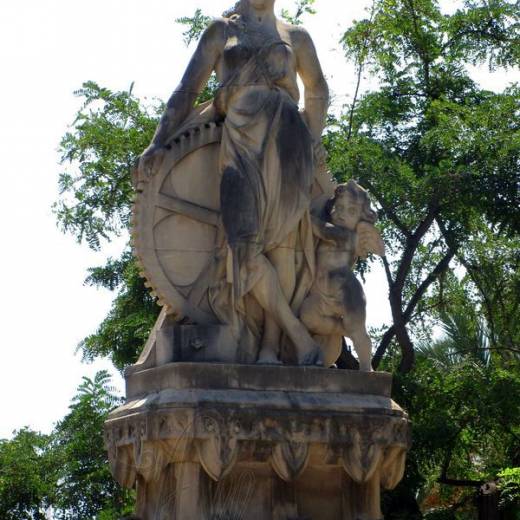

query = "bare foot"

[
  {"left": 298, "top": 345, "right": 324, "bottom": 367},
  {"left": 257, "top": 347, "right": 283, "bottom": 365}
]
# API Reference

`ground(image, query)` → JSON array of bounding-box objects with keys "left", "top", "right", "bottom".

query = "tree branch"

[
  {"left": 372, "top": 226, "right": 451, "bottom": 370},
  {"left": 372, "top": 325, "right": 396, "bottom": 369},
  {"left": 394, "top": 206, "right": 439, "bottom": 293},
  {"left": 437, "top": 436, "right": 484, "bottom": 488},
  {"left": 403, "top": 249, "right": 456, "bottom": 321},
  {"left": 438, "top": 477, "right": 484, "bottom": 488},
  {"left": 405, "top": 0, "right": 431, "bottom": 92},
  {"left": 382, "top": 256, "right": 394, "bottom": 285},
  {"left": 436, "top": 218, "right": 498, "bottom": 349},
  {"left": 346, "top": 1, "right": 376, "bottom": 140},
  {"left": 363, "top": 179, "right": 412, "bottom": 238}
]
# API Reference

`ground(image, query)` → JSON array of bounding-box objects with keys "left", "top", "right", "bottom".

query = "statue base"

[{"left": 105, "top": 363, "right": 410, "bottom": 520}]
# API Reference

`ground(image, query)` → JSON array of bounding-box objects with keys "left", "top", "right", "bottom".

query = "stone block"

[{"left": 105, "top": 363, "right": 410, "bottom": 520}]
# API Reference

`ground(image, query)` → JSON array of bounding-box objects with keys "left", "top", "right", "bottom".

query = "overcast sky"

[{"left": 0, "top": 0, "right": 517, "bottom": 440}]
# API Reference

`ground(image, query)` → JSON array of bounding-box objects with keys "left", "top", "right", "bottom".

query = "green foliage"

[
  {"left": 281, "top": 0, "right": 316, "bottom": 25},
  {"left": 445, "top": 0, "right": 520, "bottom": 70},
  {"left": 80, "top": 252, "right": 161, "bottom": 370},
  {"left": 0, "top": 429, "right": 55, "bottom": 520},
  {"left": 0, "top": 374, "right": 133, "bottom": 519},
  {"left": 328, "top": 0, "right": 520, "bottom": 371},
  {"left": 498, "top": 468, "right": 520, "bottom": 513},
  {"left": 55, "top": 82, "right": 162, "bottom": 369},
  {"left": 176, "top": 8, "right": 212, "bottom": 46},
  {"left": 55, "top": 81, "right": 161, "bottom": 250},
  {"left": 380, "top": 308, "right": 520, "bottom": 517},
  {"left": 51, "top": 371, "right": 134, "bottom": 519}
]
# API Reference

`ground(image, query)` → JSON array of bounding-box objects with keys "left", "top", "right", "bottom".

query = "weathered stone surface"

[
  {"left": 301, "top": 181, "right": 386, "bottom": 370},
  {"left": 105, "top": 1, "right": 413, "bottom": 517},
  {"left": 124, "top": 362, "right": 393, "bottom": 399},
  {"left": 105, "top": 363, "right": 410, "bottom": 520},
  {"left": 132, "top": 0, "right": 339, "bottom": 367}
]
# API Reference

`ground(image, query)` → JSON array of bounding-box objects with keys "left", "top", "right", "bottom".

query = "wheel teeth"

[{"left": 131, "top": 122, "right": 224, "bottom": 320}]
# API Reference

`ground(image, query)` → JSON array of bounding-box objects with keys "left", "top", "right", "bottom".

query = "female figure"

[{"left": 138, "top": 0, "right": 329, "bottom": 365}]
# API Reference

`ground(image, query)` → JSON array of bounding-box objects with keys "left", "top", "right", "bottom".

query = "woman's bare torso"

[{"left": 213, "top": 17, "right": 301, "bottom": 103}]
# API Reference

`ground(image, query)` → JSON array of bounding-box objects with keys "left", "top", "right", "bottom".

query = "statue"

[
  {"left": 135, "top": 0, "right": 331, "bottom": 367},
  {"left": 301, "top": 181, "right": 386, "bottom": 370},
  {"left": 132, "top": 0, "right": 380, "bottom": 366},
  {"left": 107, "top": 3, "right": 411, "bottom": 518}
]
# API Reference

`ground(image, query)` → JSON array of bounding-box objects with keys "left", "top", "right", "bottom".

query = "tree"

[
  {"left": 380, "top": 308, "right": 520, "bottom": 519},
  {"left": 55, "top": 81, "right": 162, "bottom": 369},
  {"left": 0, "top": 373, "right": 132, "bottom": 519},
  {"left": 51, "top": 371, "right": 134, "bottom": 519},
  {"left": 0, "top": 429, "right": 55, "bottom": 520},
  {"left": 497, "top": 468, "right": 520, "bottom": 518},
  {"left": 329, "top": 0, "right": 520, "bottom": 372},
  {"left": 80, "top": 252, "right": 161, "bottom": 371}
]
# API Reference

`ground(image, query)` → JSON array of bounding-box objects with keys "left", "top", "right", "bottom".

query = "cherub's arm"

[
  {"left": 355, "top": 221, "right": 386, "bottom": 260},
  {"left": 311, "top": 215, "right": 352, "bottom": 243}
]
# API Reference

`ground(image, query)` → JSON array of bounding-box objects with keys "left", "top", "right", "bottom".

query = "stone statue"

[
  {"left": 301, "top": 181, "right": 386, "bottom": 370},
  {"left": 135, "top": 0, "right": 331, "bottom": 367},
  {"left": 107, "top": 3, "right": 411, "bottom": 518}
]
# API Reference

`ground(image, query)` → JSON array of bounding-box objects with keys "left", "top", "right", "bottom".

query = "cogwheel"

[{"left": 131, "top": 122, "right": 223, "bottom": 323}]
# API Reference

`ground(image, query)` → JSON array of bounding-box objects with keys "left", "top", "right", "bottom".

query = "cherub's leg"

[
  {"left": 349, "top": 330, "right": 373, "bottom": 372},
  {"left": 258, "top": 235, "right": 297, "bottom": 364},
  {"left": 300, "top": 296, "right": 345, "bottom": 336},
  {"left": 340, "top": 272, "right": 373, "bottom": 371},
  {"left": 257, "top": 313, "right": 283, "bottom": 364},
  {"left": 248, "top": 254, "right": 322, "bottom": 366},
  {"left": 343, "top": 312, "right": 373, "bottom": 372}
]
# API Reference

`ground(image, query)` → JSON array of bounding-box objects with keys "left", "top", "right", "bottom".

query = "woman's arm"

[
  {"left": 138, "top": 19, "right": 227, "bottom": 175},
  {"left": 293, "top": 28, "right": 329, "bottom": 142}
]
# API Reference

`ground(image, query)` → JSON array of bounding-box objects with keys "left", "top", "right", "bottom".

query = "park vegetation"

[{"left": 1, "top": 1, "right": 518, "bottom": 518}]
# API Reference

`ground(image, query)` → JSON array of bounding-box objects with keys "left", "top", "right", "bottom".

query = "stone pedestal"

[{"left": 105, "top": 363, "right": 410, "bottom": 519}]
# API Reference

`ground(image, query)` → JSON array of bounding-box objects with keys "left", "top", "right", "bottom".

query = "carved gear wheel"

[{"left": 132, "top": 121, "right": 336, "bottom": 325}]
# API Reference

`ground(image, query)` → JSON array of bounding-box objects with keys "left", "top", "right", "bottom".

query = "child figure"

[{"left": 300, "top": 180, "right": 385, "bottom": 371}]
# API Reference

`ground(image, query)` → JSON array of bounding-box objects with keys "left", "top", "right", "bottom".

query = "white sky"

[{"left": 0, "top": 0, "right": 517, "bottom": 440}]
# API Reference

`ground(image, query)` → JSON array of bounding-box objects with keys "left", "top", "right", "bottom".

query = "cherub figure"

[{"left": 300, "top": 180, "right": 385, "bottom": 371}]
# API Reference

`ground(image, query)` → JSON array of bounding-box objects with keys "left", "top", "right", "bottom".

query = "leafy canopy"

[
  {"left": 0, "top": 373, "right": 133, "bottom": 520},
  {"left": 330, "top": 0, "right": 520, "bottom": 371},
  {"left": 50, "top": 1, "right": 520, "bottom": 517}
]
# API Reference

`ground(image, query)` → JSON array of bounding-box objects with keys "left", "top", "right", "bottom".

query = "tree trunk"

[
  {"left": 478, "top": 482, "right": 500, "bottom": 520},
  {"left": 337, "top": 338, "right": 360, "bottom": 370}
]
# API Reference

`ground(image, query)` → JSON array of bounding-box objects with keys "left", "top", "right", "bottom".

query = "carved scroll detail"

[
  {"left": 196, "top": 414, "right": 239, "bottom": 481},
  {"left": 271, "top": 441, "right": 309, "bottom": 482},
  {"left": 106, "top": 432, "right": 136, "bottom": 489},
  {"left": 341, "top": 429, "right": 383, "bottom": 484},
  {"left": 380, "top": 446, "right": 407, "bottom": 490}
]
